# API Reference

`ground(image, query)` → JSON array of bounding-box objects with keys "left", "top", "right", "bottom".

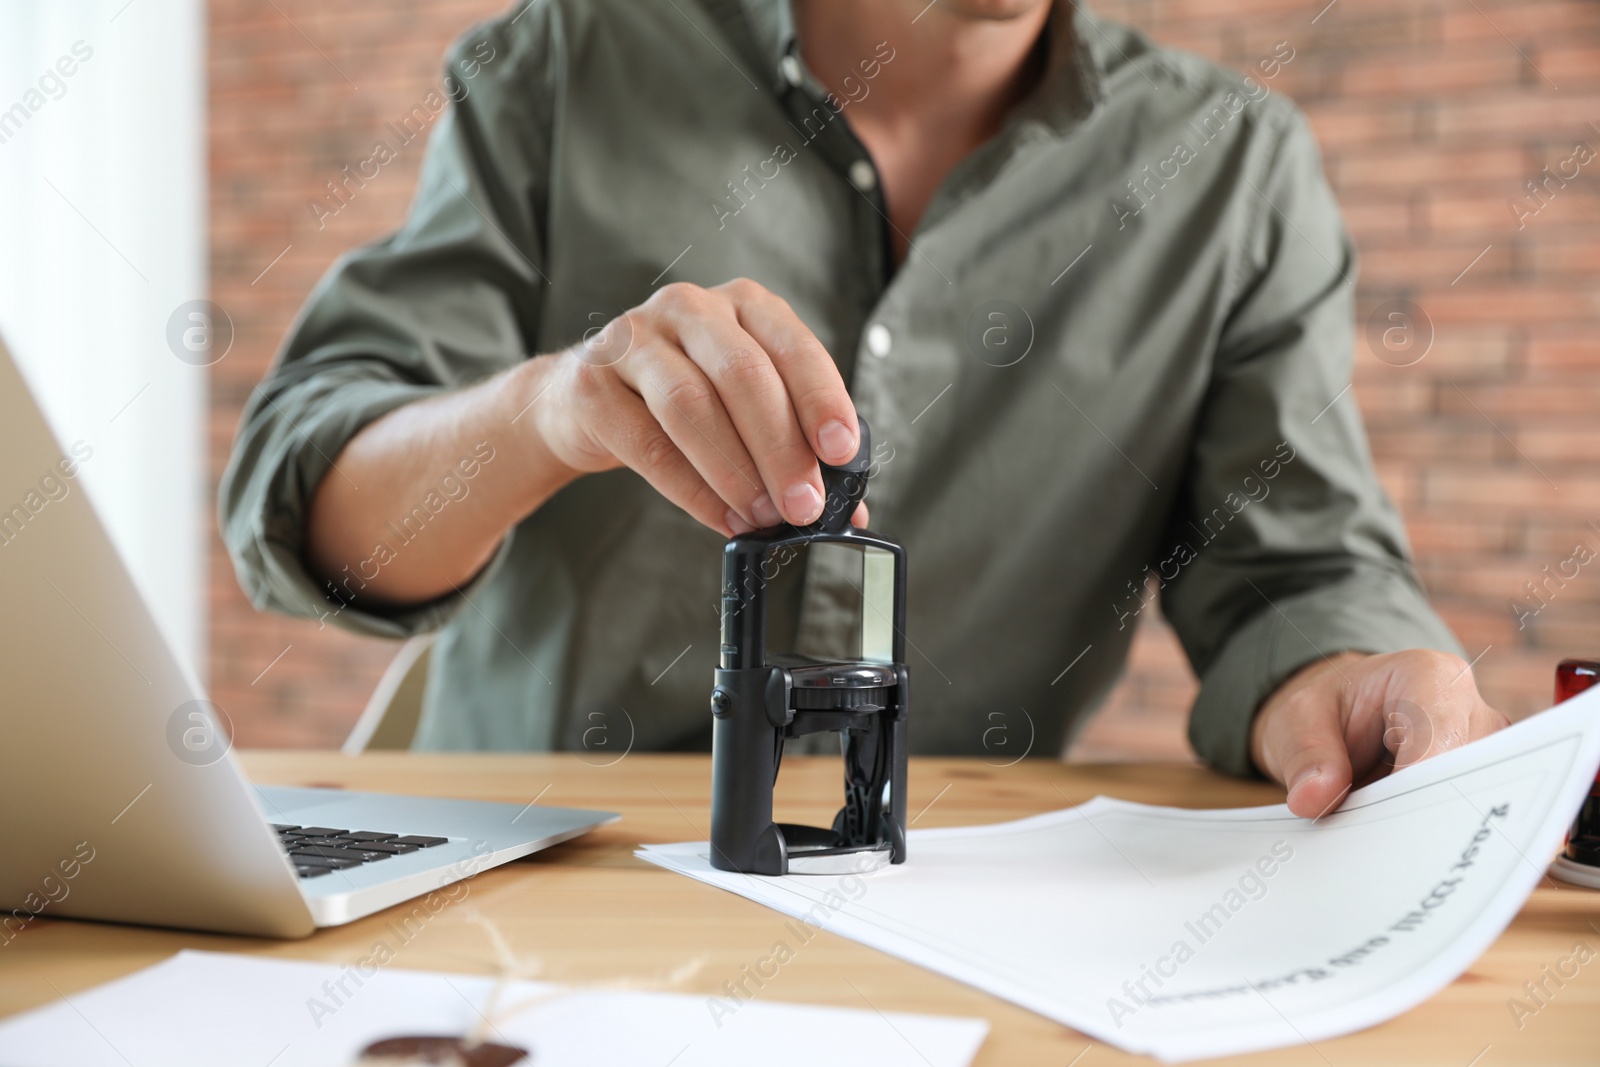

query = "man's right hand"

[
  {"left": 307, "top": 278, "right": 861, "bottom": 607},
  {"left": 527, "top": 278, "right": 863, "bottom": 536}
]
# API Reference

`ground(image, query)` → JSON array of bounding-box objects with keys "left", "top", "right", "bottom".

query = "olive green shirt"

[{"left": 220, "top": 0, "right": 1460, "bottom": 775}]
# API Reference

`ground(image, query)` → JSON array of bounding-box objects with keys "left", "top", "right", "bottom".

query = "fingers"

[
  {"left": 1259, "top": 690, "right": 1355, "bottom": 819},
  {"left": 1248, "top": 646, "right": 1510, "bottom": 825},
  {"left": 554, "top": 280, "right": 860, "bottom": 536},
  {"left": 661, "top": 292, "right": 826, "bottom": 526},
  {"left": 1367, "top": 650, "right": 1508, "bottom": 770},
  {"left": 1251, "top": 649, "right": 1513, "bottom": 823},
  {"left": 727, "top": 280, "right": 859, "bottom": 466},
  {"left": 620, "top": 341, "right": 779, "bottom": 529},
  {"left": 1467, "top": 697, "right": 1511, "bottom": 740},
  {"left": 574, "top": 375, "right": 738, "bottom": 536},
  {"left": 1411, "top": 650, "right": 1512, "bottom": 747}
]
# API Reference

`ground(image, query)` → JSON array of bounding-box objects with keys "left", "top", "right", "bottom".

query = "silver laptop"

[{"left": 0, "top": 335, "right": 617, "bottom": 938}]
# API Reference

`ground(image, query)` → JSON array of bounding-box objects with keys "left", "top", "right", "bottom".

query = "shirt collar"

[{"left": 721, "top": 0, "right": 1108, "bottom": 136}]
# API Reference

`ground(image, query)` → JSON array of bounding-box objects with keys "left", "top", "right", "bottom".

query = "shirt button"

[
  {"left": 779, "top": 55, "right": 804, "bottom": 87},
  {"left": 865, "top": 323, "right": 892, "bottom": 358},
  {"left": 848, "top": 159, "right": 877, "bottom": 192}
]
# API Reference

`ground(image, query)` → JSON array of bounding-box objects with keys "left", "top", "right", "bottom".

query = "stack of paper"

[
  {"left": 0, "top": 951, "right": 988, "bottom": 1067},
  {"left": 640, "top": 687, "right": 1600, "bottom": 1062}
]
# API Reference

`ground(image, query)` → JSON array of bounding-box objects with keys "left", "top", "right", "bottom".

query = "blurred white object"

[{"left": 0, "top": 0, "right": 206, "bottom": 669}]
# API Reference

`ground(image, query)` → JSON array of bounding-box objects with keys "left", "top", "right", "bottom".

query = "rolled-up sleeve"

[
  {"left": 218, "top": 13, "right": 556, "bottom": 638},
  {"left": 1164, "top": 103, "right": 1461, "bottom": 777}
]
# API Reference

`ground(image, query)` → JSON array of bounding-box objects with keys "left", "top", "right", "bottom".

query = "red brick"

[
  {"left": 1373, "top": 460, "right": 1422, "bottom": 509},
  {"left": 1438, "top": 1, "right": 1600, "bottom": 47},
  {"left": 1223, "top": 8, "right": 1438, "bottom": 58},
  {"left": 1332, "top": 145, "right": 1525, "bottom": 191},
  {"left": 1513, "top": 423, "right": 1600, "bottom": 463},
  {"left": 1435, "top": 603, "right": 1522, "bottom": 651},
  {"left": 1442, "top": 379, "right": 1600, "bottom": 418},
  {"left": 1519, "top": 607, "right": 1600, "bottom": 654},
  {"left": 1423, "top": 192, "right": 1559, "bottom": 237},
  {"left": 1351, "top": 327, "right": 1515, "bottom": 377},
  {"left": 1537, "top": 45, "right": 1600, "bottom": 89},
  {"left": 1424, "top": 330, "right": 1519, "bottom": 374},
  {"left": 1351, "top": 376, "right": 1433, "bottom": 418},
  {"left": 1522, "top": 519, "right": 1600, "bottom": 556},
  {"left": 1342, "top": 197, "right": 1419, "bottom": 242},
  {"left": 1338, "top": 49, "right": 1523, "bottom": 97},
  {"left": 1156, "top": 0, "right": 1327, "bottom": 19},
  {"left": 1367, "top": 425, "right": 1498, "bottom": 463},
  {"left": 1411, "top": 284, "right": 1600, "bottom": 325},
  {"left": 1404, "top": 515, "right": 1520, "bottom": 557},
  {"left": 1427, "top": 471, "right": 1600, "bottom": 515},
  {"left": 1527, "top": 232, "right": 1600, "bottom": 275},
  {"left": 1419, "top": 558, "right": 1600, "bottom": 606},
  {"left": 1302, "top": 99, "right": 1424, "bottom": 149},
  {"left": 1357, "top": 242, "right": 1515, "bottom": 287},
  {"left": 1433, "top": 93, "right": 1600, "bottom": 141}
]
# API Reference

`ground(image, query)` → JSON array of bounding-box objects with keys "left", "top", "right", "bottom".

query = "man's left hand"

[{"left": 1250, "top": 650, "right": 1510, "bottom": 819}]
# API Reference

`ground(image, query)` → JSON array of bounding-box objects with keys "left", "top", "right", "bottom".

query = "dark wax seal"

[{"left": 356, "top": 1035, "right": 528, "bottom": 1066}]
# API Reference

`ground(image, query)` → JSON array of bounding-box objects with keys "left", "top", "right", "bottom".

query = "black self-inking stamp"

[{"left": 709, "top": 416, "right": 908, "bottom": 876}]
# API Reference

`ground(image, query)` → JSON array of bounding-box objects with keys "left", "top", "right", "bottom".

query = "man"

[{"left": 221, "top": 0, "right": 1507, "bottom": 818}]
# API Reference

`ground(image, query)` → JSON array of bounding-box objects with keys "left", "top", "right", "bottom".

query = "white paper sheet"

[
  {"left": 639, "top": 686, "right": 1600, "bottom": 1062},
  {"left": 0, "top": 950, "right": 988, "bottom": 1067}
]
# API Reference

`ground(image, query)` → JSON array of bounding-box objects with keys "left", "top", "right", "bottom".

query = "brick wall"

[{"left": 208, "top": 0, "right": 1600, "bottom": 756}]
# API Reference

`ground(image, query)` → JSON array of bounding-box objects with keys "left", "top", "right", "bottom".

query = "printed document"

[{"left": 640, "top": 687, "right": 1600, "bottom": 1062}]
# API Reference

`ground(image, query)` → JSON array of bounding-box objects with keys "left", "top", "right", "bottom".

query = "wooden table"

[{"left": 3, "top": 753, "right": 1597, "bottom": 1065}]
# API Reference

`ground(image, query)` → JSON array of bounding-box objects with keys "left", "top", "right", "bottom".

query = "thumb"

[{"left": 1267, "top": 705, "right": 1354, "bottom": 820}]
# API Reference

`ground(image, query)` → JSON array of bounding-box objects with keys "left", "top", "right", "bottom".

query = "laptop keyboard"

[{"left": 272, "top": 824, "right": 449, "bottom": 879}]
